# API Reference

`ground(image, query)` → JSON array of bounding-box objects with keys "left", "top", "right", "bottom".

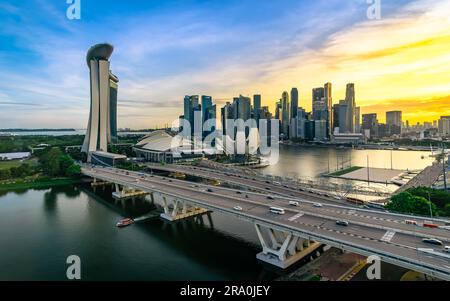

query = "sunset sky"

[{"left": 0, "top": 0, "right": 449, "bottom": 129}]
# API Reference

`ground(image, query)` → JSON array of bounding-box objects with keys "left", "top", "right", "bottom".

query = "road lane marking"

[
  {"left": 288, "top": 212, "right": 304, "bottom": 221},
  {"left": 381, "top": 230, "right": 396, "bottom": 242}
]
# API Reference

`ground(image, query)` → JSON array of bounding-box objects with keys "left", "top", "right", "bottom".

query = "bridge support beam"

[
  {"left": 153, "top": 192, "right": 208, "bottom": 222},
  {"left": 112, "top": 184, "right": 148, "bottom": 200},
  {"left": 254, "top": 223, "right": 321, "bottom": 269},
  {"left": 90, "top": 178, "right": 111, "bottom": 187}
]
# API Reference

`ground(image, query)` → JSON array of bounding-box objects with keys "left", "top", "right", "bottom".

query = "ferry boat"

[{"left": 116, "top": 218, "right": 134, "bottom": 228}]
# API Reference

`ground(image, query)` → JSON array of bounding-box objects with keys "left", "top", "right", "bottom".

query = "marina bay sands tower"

[{"left": 82, "top": 43, "right": 119, "bottom": 162}]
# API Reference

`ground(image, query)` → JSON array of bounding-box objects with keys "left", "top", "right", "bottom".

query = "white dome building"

[{"left": 133, "top": 130, "right": 203, "bottom": 163}]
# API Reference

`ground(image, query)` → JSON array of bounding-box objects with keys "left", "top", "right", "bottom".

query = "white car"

[
  {"left": 313, "top": 203, "right": 323, "bottom": 208},
  {"left": 444, "top": 246, "right": 450, "bottom": 253},
  {"left": 233, "top": 206, "right": 243, "bottom": 211},
  {"left": 289, "top": 201, "right": 300, "bottom": 207}
]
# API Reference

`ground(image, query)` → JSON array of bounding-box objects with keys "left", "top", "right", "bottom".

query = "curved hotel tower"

[{"left": 82, "top": 43, "right": 119, "bottom": 162}]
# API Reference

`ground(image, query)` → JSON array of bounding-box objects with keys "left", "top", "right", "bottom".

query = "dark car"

[
  {"left": 336, "top": 220, "right": 349, "bottom": 226},
  {"left": 422, "top": 238, "right": 443, "bottom": 246}
]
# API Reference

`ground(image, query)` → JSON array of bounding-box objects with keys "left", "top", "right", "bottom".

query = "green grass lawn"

[
  {"left": 327, "top": 166, "right": 363, "bottom": 177},
  {"left": 0, "top": 160, "right": 22, "bottom": 170},
  {"left": 0, "top": 177, "right": 84, "bottom": 191},
  {"left": 0, "top": 158, "right": 38, "bottom": 170}
]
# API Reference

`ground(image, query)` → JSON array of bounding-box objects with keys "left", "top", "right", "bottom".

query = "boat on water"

[{"left": 116, "top": 218, "right": 134, "bottom": 228}]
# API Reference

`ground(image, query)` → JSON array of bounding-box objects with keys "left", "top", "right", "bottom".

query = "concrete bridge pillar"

[
  {"left": 112, "top": 184, "right": 148, "bottom": 200},
  {"left": 254, "top": 223, "right": 321, "bottom": 269},
  {"left": 153, "top": 192, "right": 208, "bottom": 222}
]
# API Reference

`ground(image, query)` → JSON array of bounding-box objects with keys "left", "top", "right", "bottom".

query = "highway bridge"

[
  {"left": 143, "top": 163, "right": 389, "bottom": 205},
  {"left": 144, "top": 163, "right": 392, "bottom": 199},
  {"left": 81, "top": 165, "right": 450, "bottom": 280}
]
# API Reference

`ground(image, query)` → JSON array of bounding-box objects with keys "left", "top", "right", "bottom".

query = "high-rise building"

[
  {"left": 183, "top": 95, "right": 200, "bottom": 137},
  {"left": 345, "top": 83, "right": 356, "bottom": 132},
  {"left": 253, "top": 94, "right": 261, "bottom": 127},
  {"left": 201, "top": 96, "right": 213, "bottom": 124},
  {"left": 386, "top": 111, "right": 402, "bottom": 127},
  {"left": 290, "top": 88, "right": 298, "bottom": 120},
  {"left": 386, "top": 111, "right": 402, "bottom": 135},
  {"left": 304, "top": 120, "right": 315, "bottom": 141},
  {"left": 337, "top": 83, "right": 356, "bottom": 134},
  {"left": 314, "top": 120, "right": 327, "bottom": 141},
  {"left": 183, "top": 96, "right": 191, "bottom": 130},
  {"left": 354, "top": 106, "right": 361, "bottom": 133},
  {"left": 275, "top": 101, "right": 282, "bottom": 120},
  {"left": 312, "top": 87, "right": 325, "bottom": 120},
  {"left": 221, "top": 102, "right": 232, "bottom": 136},
  {"left": 338, "top": 101, "right": 349, "bottom": 133},
  {"left": 235, "top": 95, "right": 251, "bottom": 121},
  {"left": 201, "top": 95, "right": 214, "bottom": 140},
  {"left": 293, "top": 108, "right": 306, "bottom": 140},
  {"left": 324, "top": 83, "right": 333, "bottom": 137},
  {"left": 312, "top": 84, "right": 332, "bottom": 138},
  {"left": 362, "top": 113, "right": 378, "bottom": 138},
  {"left": 439, "top": 116, "right": 450, "bottom": 137},
  {"left": 82, "top": 43, "right": 117, "bottom": 162},
  {"left": 109, "top": 72, "right": 119, "bottom": 143},
  {"left": 332, "top": 103, "right": 340, "bottom": 132},
  {"left": 386, "top": 110, "right": 402, "bottom": 135},
  {"left": 281, "top": 91, "right": 290, "bottom": 138}
]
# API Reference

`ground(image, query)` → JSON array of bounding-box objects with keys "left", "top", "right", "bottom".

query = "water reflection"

[{"left": 263, "top": 145, "right": 434, "bottom": 179}]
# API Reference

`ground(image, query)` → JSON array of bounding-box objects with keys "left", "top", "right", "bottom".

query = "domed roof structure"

[
  {"left": 86, "top": 43, "right": 114, "bottom": 67},
  {"left": 135, "top": 130, "right": 193, "bottom": 152}
]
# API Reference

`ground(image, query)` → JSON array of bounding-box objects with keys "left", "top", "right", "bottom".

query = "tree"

[
  {"left": 444, "top": 203, "right": 450, "bottom": 217},
  {"left": 59, "top": 155, "right": 75, "bottom": 172},
  {"left": 0, "top": 169, "right": 11, "bottom": 181},
  {"left": 65, "top": 164, "right": 81, "bottom": 178},
  {"left": 386, "top": 192, "right": 438, "bottom": 216},
  {"left": 39, "top": 147, "right": 63, "bottom": 176}
]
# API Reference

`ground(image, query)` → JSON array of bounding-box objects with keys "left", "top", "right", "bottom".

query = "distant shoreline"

[{"left": 0, "top": 128, "right": 77, "bottom": 132}]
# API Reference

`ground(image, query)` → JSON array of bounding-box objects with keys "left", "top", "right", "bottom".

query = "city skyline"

[{"left": 0, "top": 0, "right": 450, "bottom": 129}]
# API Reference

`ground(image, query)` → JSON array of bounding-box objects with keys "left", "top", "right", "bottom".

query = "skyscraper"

[
  {"left": 332, "top": 103, "right": 340, "bottom": 133},
  {"left": 201, "top": 95, "right": 213, "bottom": 125},
  {"left": 354, "top": 106, "right": 361, "bottom": 133},
  {"left": 82, "top": 43, "right": 117, "bottom": 162},
  {"left": 337, "top": 83, "right": 356, "bottom": 133},
  {"left": 312, "top": 87, "right": 325, "bottom": 120},
  {"left": 439, "top": 116, "right": 450, "bottom": 137},
  {"left": 338, "top": 101, "right": 349, "bottom": 133},
  {"left": 281, "top": 91, "right": 290, "bottom": 138},
  {"left": 235, "top": 95, "right": 251, "bottom": 121},
  {"left": 345, "top": 83, "right": 356, "bottom": 132},
  {"left": 109, "top": 72, "right": 119, "bottom": 143},
  {"left": 293, "top": 108, "right": 306, "bottom": 140},
  {"left": 324, "top": 83, "right": 333, "bottom": 137},
  {"left": 314, "top": 120, "right": 327, "bottom": 141},
  {"left": 183, "top": 95, "right": 200, "bottom": 137},
  {"left": 386, "top": 111, "right": 402, "bottom": 135},
  {"left": 290, "top": 88, "right": 298, "bottom": 120},
  {"left": 386, "top": 111, "right": 402, "bottom": 127},
  {"left": 201, "top": 95, "right": 213, "bottom": 140},
  {"left": 253, "top": 94, "right": 261, "bottom": 127},
  {"left": 275, "top": 101, "right": 282, "bottom": 120}
]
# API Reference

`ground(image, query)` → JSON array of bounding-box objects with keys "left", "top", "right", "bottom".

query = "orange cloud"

[{"left": 361, "top": 95, "right": 450, "bottom": 123}]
